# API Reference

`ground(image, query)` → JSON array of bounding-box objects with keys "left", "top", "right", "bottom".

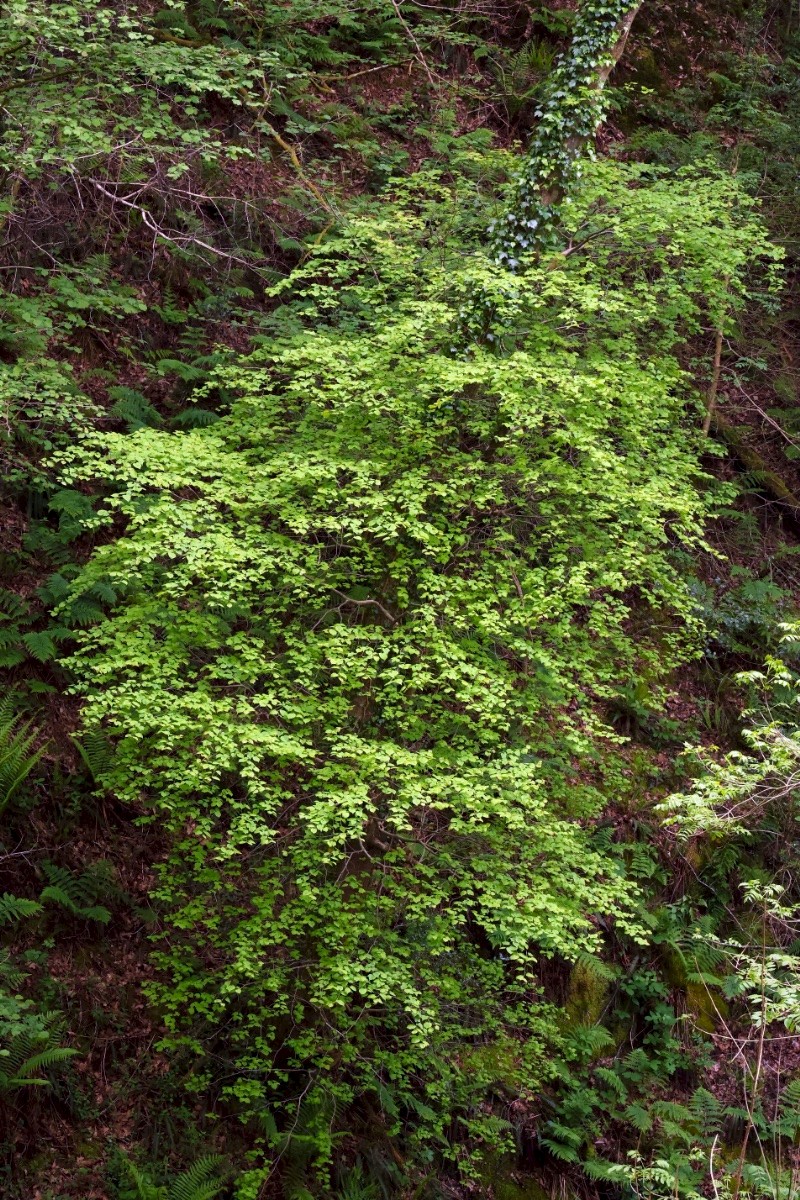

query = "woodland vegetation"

[{"left": 3, "top": 0, "right": 800, "bottom": 1197}]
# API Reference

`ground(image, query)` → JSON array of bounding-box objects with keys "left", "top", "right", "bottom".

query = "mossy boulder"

[
  {"left": 565, "top": 957, "right": 611, "bottom": 1028},
  {"left": 479, "top": 1151, "right": 552, "bottom": 1200}
]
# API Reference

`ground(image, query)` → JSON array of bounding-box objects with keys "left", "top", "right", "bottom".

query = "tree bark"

[{"left": 492, "top": 0, "right": 645, "bottom": 266}]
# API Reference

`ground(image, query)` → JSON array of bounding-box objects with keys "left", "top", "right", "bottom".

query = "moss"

[
  {"left": 479, "top": 1151, "right": 552, "bottom": 1200},
  {"left": 684, "top": 982, "right": 729, "bottom": 1034},
  {"left": 565, "top": 958, "right": 610, "bottom": 1028}
]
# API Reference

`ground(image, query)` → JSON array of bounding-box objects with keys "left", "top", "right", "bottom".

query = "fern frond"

[
  {"left": 582, "top": 1157, "right": 630, "bottom": 1182},
  {"left": 36, "top": 573, "right": 71, "bottom": 605},
  {"left": 0, "top": 648, "right": 26, "bottom": 668},
  {"left": 122, "top": 1156, "right": 165, "bottom": 1200},
  {"left": 0, "top": 1020, "right": 75, "bottom": 1093},
  {"left": 624, "top": 1102, "right": 653, "bottom": 1132},
  {"left": 651, "top": 1099, "right": 695, "bottom": 1125},
  {"left": 690, "top": 1087, "right": 722, "bottom": 1136},
  {"left": 40, "top": 867, "right": 113, "bottom": 924},
  {"left": 12, "top": 1046, "right": 77, "bottom": 1077},
  {"left": 64, "top": 597, "right": 105, "bottom": 627},
  {"left": 569, "top": 1024, "right": 614, "bottom": 1057},
  {"left": 73, "top": 729, "right": 114, "bottom": 782},
  {"left": 21, "top": 631, "right": 57, "bottom": 662},
  {"left": 169, "top": 1155, "right": 225, "bottom": 1200},
  {"left": 109, "top": 386, "right": 163, "bottom": 431},
  {"left": 539, "top": 1137, "right": 580, "bottom": 1162},
  {"left": 780, "top": 1078, "right": 800, "bottom": 1114},
  {"left": 594, "top": 1066, "right": 627, "bottom": 1100},
  {"left": 171, "top": 407, "right": 220, "bottom": 429},
  {"left": 0, "top": 699, "right": 45, "bottom": 812},
  {"left": 0, "top": 892, "right": 42, "bottom": 924}
]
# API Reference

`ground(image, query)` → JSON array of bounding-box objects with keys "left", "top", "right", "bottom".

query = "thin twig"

[
  {"left": 332, "top": 589, "right": 397, "bottom": 626},
  {"left": 87, "top": 178, "right": 267, "bottom": 273},
  {"left": 387, "top": 0, "right": 439, "bottom": 89}
]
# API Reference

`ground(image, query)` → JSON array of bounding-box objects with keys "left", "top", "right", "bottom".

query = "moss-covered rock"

[
  {"left": 565, "top": 957, "right": 611, "bottom": 1028},
  {"left": 479, "top": 1151, "right": 552, "bottom": 1200}
]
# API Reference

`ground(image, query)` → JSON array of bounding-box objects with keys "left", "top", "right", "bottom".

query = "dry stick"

[
  {"left": 387, "top": 0, "right": 439, "bottom": 90},
  {"left": 87, "top": 178, "right": 267, "bottom": 272},
  {"left": 320, "top": 60, "right": 411, "bottom": 83},
  {"left": 260, "top": 123, "right": 336, "bottom": 216},
  {"left": 702, "top": 324, "right": 725, "bottom": 437},
  {"left": 732, "top": 910, "right": 769, "bottom": 1200},
  {"left": 332, "top": 589, "right": 397, "bottom": 626},
  {"left": 741, "top": 388, "right": 800, "bottom": 451}
]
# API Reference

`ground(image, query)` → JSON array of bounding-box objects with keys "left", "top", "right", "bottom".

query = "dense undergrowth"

[{"left": 4, "top": 1, "right": 800, "bottom": 1198}]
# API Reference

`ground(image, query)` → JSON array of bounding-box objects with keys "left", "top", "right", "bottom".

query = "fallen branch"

[
  {"left": 260, "top": 123, "right": 337, "bottom": 216},
  {"left": 712, "top": 411, "right": 800, "bottom": 515},
  {"left": 87, "top": 177, "right": 268, "bottom": 273},
  {"left": 702, "top": 325, "right": 725, "bottom": 437}
]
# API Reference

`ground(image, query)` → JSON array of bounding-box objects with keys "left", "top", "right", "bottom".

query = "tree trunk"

[{"left": 492, "top": 0, "right": 645, "bottom": 267}]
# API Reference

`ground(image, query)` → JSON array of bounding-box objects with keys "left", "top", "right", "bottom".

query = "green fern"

[
  {"left": 539, "top": 1136, "right": 580, "bottom": 1163},
  {"left": 689, "top": 1087, "right": 722, "bottom": 1137},
  {"left": 572, "top": 949, "right": 619, "bottom": 982},
  {"left": 120, "top": 1157, "right": 164, "bottom": 1200},
  {"left": 171, "top": 407, "right": 220, "bottom": 429},
  {"left": 0, "top": 644, "right": 26, "bottom": 669},
  {"left": 39, "top": 863, "right": 113, "bottom": 924},
  {"left": 780, "top": 1077, "right": 800, "bottom": 1114},
  {"left": 121, "top": 1154, "right": 226, "bottom": 1200},
  {"left": 0, "top": 1021, "right": 76, "bottom": 1094},
  {"left": 569, "top": 1024, "right": 615, "bottom": 1059},
  {"left": 0, "top": 695, "right": 45, "bottom": 813},
  {"left": 740, "top": 1162, "right": 785, "bottom": 1198},
  {"left": 489, "top": 39, "right": 555, "bottom": 121},
  {"left": 73, "top": 729, "right": 114, "bottom": 783},
  {"left": 0, "top": 588, "right": 29, "bottom": 624},
  {"left": 36, "top": 572, "right": 71, "bottom": 606},
  {"left": 170, "top": 1155, "right": 226, "bottom": 1200},
  {"left": 594, "top": 1065, "right": 627, "bottom": 1101},
  {"left": 335, "top": 1161, "right": 379, "bottom": 1200},
  {"left": 582, "top": 1157, "right": 631, "bottom": 1182},
  {"left": 540, "top": 1119, "right": 582, "bottom": 1162},
  {"left": 64, "top": 596, "right": 105, "bottom": 627},
  {"left": 109, "top": 386, "right": 163, "bottom": 431},
  {"left": 265, "top": 1093, "right": 339, "bottom": 1199},
  {"left": 650, "top": 1100, "right": 695, "bottom": 1125},
  {"left": 624, "top": 1102, "right": 653, "bottom": 1133},
  {"left": 20, "top": 631, "right": 57, "bottom": 662},
  {"left": 0, "top": 892, "right": 42, "bottom": 924}
]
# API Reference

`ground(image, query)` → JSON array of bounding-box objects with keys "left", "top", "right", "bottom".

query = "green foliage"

[
  {"left": 1, "top": 0, "right": 798, "bottom": 1191},
  {"left": 119, "top": 1154, "right": 226, "bottom": 1200},
  {"left": 51, "top": 148, "right": 776, "bottom": 1172},
  {"left": 0, "top": 1018, "right": 77, "bottom": 1096},
  {"left": 0, "top": 357, "right": 100, "bottom": 496},
  {"left": 660, "top": 626, "right": 800, "bottom": 840},
  {"left": 0, "top": 894, "right": 42, "bottom": 926},
  {"left": 0, "top": 694, "right": 45, "bottom": 813},
  {"left": 39, "top": 862, "right": 114, "bottom": 925},
  {"left": 487, "top": 39, "right": 557, "bottom": 127},
  {"left": 690, "top": 570, "right": 789, "bottom": 657}
]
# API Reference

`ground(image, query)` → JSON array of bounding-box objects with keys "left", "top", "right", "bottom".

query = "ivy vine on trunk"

[{"left": 490, "top": 0, "right": 645, "bottom": 267}]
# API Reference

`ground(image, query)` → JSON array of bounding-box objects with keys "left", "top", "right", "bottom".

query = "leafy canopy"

[{"left": 58, "top": 150, "right": 777, "bottom": 1147}]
